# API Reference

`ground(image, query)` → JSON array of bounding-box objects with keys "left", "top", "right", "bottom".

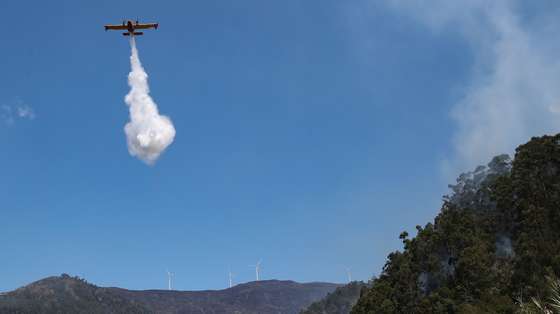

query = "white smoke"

[
  {"left": 124, "top": 38, "right": 175, "bottom": 165},
  {"left": 378, "top": 1, "right": 560, "bottom": 173}
]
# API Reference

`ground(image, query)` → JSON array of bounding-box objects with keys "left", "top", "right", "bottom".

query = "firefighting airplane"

[{"left": 104, "top": 20, "right": 158, "bottom": 36}]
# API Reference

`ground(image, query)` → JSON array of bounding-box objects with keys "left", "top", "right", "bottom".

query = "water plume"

[{"left": 124, "top": 38, "right": 175, "bottom": 165}]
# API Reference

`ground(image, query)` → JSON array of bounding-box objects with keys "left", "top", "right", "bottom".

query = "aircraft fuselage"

[
  {"left": 104, "top": 20, "right": 158, "bottom": 37},
  {"left": 126, "top": 21, "right": 136, "bottom": 33}
]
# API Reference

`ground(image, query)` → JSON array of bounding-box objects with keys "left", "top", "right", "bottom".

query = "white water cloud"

[
  {"left": 16, "top": 105, "right": 35, "bottom": 120},
  {"left": 384, "top": 1, "right": 560, "bottom": 172},
  {"left": 124, "top": 38, "right": 176, "bottom": 165},
  {"left": 1, "top": 101, "right": 35, "bottom": 125}
]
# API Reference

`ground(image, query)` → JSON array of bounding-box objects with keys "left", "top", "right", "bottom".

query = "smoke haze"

[
  {"left": 124, "top": 38, "right": 175, "bottom": 165},
  {"left": 384, "top": 1, "right": 560, "bottom": 174}
]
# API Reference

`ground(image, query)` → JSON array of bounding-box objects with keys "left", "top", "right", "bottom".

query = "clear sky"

[{"left": 1, "top": 0, "right": 558, "bottom": 291}]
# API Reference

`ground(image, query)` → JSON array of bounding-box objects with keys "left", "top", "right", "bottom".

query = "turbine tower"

[
  {"left": 166, "top": 270, "right": 174, "bottom": 290},
  {"left": 345, "top": 267, "right": 352, "bottom": 283},
  {"left": 228, "top": 270, "right": 235, "bottom": 288},
  {"left": 249, "top": 259, "right": 262, "bottom": 281}
]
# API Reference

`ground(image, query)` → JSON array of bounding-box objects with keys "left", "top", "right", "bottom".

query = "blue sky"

[{"left": 1, "top": 0, "right": 558, "bottom": 291}]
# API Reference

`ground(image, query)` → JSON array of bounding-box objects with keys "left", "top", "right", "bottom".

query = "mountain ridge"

[{"left": 0, "top": 274, "right": 341, "bottom": 314}]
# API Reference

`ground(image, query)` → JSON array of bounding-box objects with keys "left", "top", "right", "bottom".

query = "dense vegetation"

[
  {"left": 352, "top": 134, "right": 560, "bottom": 313},
  {"left": 518, "top": 276, "right": 560, "bottom": 313},
  {"left": 301, "top": 281, "right": 368, "bottom": 314}
]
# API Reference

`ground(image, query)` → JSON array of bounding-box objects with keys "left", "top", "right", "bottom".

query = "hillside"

[
  {"left": 301, "top": 281, "right": 368, "bottom": 314},
  {"left": 352, "top": 134, "right": 560, "bottom": 313},
  {"left": 0, "top": 275, "right": 339, "bottom": 314},
  {"left": 0, "top": 274, "right": 149, "bottom": 313}
]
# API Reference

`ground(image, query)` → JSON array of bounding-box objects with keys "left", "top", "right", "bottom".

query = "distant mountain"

[
  {"left": 0, "top": 274, "right": 148, "bottom": 313},
  {"left": 0, "top": 274, "right": 340, "bottom": 314}
]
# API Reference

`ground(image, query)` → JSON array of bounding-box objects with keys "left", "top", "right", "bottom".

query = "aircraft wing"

[
  {"left": 134, "top": 23, "right": 158, "bottom": 30},
  {"left": 105, "top": 24, "right": 127, "bottom": 30}
]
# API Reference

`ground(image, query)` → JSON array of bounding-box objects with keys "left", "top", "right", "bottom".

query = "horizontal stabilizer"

[
  {"left": 133, "top": 32, "right": 144, "bottom": 36},
  {"left": 123, "top": 32, "right": 131, "bottom": 36}
]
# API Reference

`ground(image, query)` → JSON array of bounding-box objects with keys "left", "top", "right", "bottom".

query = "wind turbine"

[
  {"left": 345, "top": 267, "right": 352, "bottom": 283},
  {"left": 228, "top": 270, "right": 235, "bottom": 288},
  {"left": 249, "top": 259, "right": 262, "bottom": 281},
  {"left": 166, "top": 270, "right": 174, "bottom": 290}
]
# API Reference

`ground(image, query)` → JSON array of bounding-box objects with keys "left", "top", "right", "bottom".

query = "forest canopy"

[{"left": 352, "top": 134, "right": 560, "bottom": 313}]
